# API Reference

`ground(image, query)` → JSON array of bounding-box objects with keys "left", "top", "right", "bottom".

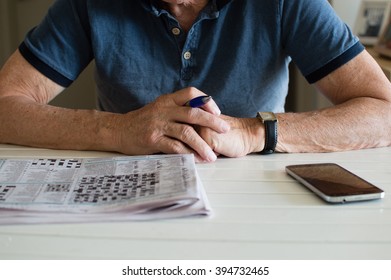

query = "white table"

[{"left": 0, "top": 144, "right": 390, "bottom": 260}]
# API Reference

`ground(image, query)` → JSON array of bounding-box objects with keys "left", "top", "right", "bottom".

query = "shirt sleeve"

[
  {"left": 280, "top": 0, "right": 364, "bottom": 84},
  {"left": 19, "top": 0, "right": 93, "bottom": 87}
]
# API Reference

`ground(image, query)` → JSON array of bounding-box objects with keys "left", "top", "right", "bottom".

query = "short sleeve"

[
  {"left": 19, "top": 0, "right": 93, "bottom": 87},
  {"left": 280, "top": 0, "right": 364, "bottom": 83}
]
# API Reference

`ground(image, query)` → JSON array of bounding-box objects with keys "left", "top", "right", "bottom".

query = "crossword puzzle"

[
  {"left": 71, "top": 172, "right": 159, "bottom": 204},
  {"left": 0, "top": 185, "right": 16, "bottom": 201},
  {"left": 31, "top": 159, "right": 82, "bottom": 169},
  {"left": 44, "top": 184, "right": 71, "bottom": 193}
]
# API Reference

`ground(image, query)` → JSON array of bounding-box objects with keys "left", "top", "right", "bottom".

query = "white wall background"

[{"left": 332, "top": 0, "right": 362, "bottom": 29}]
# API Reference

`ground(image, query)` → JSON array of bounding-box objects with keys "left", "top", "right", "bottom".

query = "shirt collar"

[
  {"left": 141, "top": 0, "right": 233, "bottom": 16},
  {"left": 216, "top": 0, "right": 232, "bottom": 10}
]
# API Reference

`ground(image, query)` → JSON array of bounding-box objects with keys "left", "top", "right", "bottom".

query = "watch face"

[{"left": 259, "top": 112, "right": 277, "bottom": 121}]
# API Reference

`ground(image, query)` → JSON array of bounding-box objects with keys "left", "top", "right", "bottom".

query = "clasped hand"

[{"left": 116, "top": 87, "right": 261, "bottom": 162}]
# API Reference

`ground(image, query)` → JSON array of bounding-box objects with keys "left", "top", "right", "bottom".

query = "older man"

[{"left": 0, "top": 0, "right": 390, "bottom": 162}]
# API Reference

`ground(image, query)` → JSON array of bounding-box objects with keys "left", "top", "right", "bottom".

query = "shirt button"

[
  {"left": 172, "top": 27, "right": 181, "bottom": 36},
  {"left": 183, "top": 51, "right": 192, "bottom": 60}
]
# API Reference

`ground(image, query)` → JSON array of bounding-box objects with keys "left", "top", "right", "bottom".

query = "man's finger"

[
  {"left": 164, "top": 123, "right": 217, "bottom": 162},
  {"left": 156, "top": 137, "right": 212, "bottom": 163},
  {"left": 179, "top": 107, "right": 230, "bottom": 134}
]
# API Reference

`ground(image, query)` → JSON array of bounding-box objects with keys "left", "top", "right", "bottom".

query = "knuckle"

[
  {"left": 187, "top": 86, "right": 198, "bottom": 94},
  {"left": 210, "top": 137, "right": 219, "bottom": 151},
  {"left": 142, "top": 128, "right": 161, "bottom": 147},
  {"left": 154, "top": 93, "right": 171, "bottom": 106},
  {"left": 167, "top": 140, "right": 185, "bottom": 154},
  {"left": 179, "top": 124, "right": 196, "bottom": 142},
  {"left": 199, "top": 128, "right": 218, "bottom": 149},
  {"left": 197, "top": 126, "right": 209, "bottom": 139},
  {"left": 155, "top": 93, "right": 167, "bottom": 101},
  {"left": 199, "top": 111, "right": 218, "bottom": 126},
  {"left": 185, "top": 107, "right": 198, "bottom": 120},
  {"left": 141, "top": 135, "right": 155, "bottom": 147}
]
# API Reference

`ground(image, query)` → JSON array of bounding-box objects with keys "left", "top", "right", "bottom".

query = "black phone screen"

[{"left": 286, "top": 163, "right": 383, "bottom": 197}]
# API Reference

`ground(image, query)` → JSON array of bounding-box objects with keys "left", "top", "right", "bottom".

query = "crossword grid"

[
  {"left": 0, "top": 185, "right": 16, "bottom": 201},
  {"left": 44, "top": 184, "right": 71, "bottom": 192},
  {"left": 71, "top": 173, "right": 159, "bottom": 204},
  {"left": 31, "top": 159, "right": 82, "bottom": 169}
]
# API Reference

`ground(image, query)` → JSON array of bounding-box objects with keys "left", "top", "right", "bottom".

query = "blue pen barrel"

[{"left": 185, "top": 96, "right": 212, "bottom": 108}]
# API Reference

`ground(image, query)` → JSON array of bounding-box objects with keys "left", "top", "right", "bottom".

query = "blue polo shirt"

[{"left": 19, "top": 0, "right": 363, "bottom": 117}]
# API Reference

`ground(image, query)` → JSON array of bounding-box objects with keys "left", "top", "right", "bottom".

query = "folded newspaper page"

[{"left": 0, "top": 154, "right": 211, "bottom": 224}]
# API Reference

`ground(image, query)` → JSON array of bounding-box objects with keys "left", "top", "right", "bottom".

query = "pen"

[{"left": 184, "top": 95, "right": 212, "bottom": 108}]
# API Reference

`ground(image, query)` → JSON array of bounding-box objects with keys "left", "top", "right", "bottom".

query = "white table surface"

[{"left": 0, "top": 144, "right": 390, "bottom": 260}]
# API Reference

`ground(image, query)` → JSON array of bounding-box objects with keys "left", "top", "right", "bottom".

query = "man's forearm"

[
  {"left": 197, "top": 96, "right": 391, "bottom": 158},
  {"left": 0, "top": 95, "right": 120, "bottom": 152},
  {"left": 277, "top": 51, "right": 391, "bottom": 153},
  {"left": 277, "top": 97, "right": 391, "bottom": 153},
  {"left": 0, "top": 88, "right": 230, "bottom": 161}
]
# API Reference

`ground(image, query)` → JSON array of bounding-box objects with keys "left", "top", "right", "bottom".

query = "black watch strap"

[{"left": 257, "top": 112, "right": 278, "bottom": 154}]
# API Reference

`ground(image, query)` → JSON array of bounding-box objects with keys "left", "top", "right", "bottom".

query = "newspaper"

[{"left": 0, "top": 154, "right": 211, "bottom": 224}]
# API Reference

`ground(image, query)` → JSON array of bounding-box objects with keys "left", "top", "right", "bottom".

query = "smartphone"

[{"left": 285, "top": 163, "right": 385, "bottom": 203}]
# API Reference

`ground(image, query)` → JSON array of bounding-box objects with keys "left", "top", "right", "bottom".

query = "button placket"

[
  {"left": 171, "top": 27, "right": 181, "bottom": 36},
  {"left": 183, "top": 51, "right": 192, "bottom": 60}
]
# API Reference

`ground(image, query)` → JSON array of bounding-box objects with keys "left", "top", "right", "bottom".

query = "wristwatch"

[{"left": 256, "top": 112, "right": 278, "bottom": 154}]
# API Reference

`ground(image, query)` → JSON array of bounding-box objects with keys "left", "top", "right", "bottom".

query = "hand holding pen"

[{"left": 118, "top": 87, "right": 228, "bottom": 163}]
